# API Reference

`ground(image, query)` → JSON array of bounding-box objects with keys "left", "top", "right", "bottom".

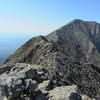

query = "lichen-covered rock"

[
  {"left": 38, "top": 80, "right": 51, "bottom": 94},
  {"left": 48, "top": 85, "right": 82, "bottom": 100},
  {"left": 0, "top": 64, "right": 12, "bottom": 75},
  {"left": 0, "top": 86, "right": 8, "bottom": 100},
  {"left": 0, "top": 74, "right": 24, "bottom": 100},
  {"left": 0, "top": 63, "right": 47, "bottom": 100},
  {"left": 81, "top": 95, "right": 95, "bottom": 100},
  {"left": 0, "top": 63, "right": 95, "bottom": 100},
  {"left": 9, "top": 63, "right": 42, "bottom": 83}
]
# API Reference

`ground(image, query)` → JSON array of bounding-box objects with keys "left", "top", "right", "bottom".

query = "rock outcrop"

[
  {"left": 48, "top": 85, "right": 82, "bottom": 100},
  {"left": 5, "top": 19, "right": 100, "bottom": 67},
  {"left": 0, "top": 63, "right": 89, "bottom": 100},
  {"left": 3, "top": 19, "right": 100, "bottom": 99}
]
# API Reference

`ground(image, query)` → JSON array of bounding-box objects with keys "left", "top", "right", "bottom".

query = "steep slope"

[
  {"left": 5, "top": 19, "right": 100, "bottom": 98},
  {"left": 47, "top": 19, "right": 100, "bottom": 66},
  {"left": 5, "top": 36, "right": 60, "bottom": 67},
  {"left": 6, "top": 19, "right": 100, "bottom": 66},
  {"left": 0, "top": 63, "right": 93, "bottom": 100}
]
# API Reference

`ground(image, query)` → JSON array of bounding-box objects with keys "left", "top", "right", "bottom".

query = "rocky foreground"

[
  {"left": 0, "top": 63, "right": 92, "bottom": 100},
  {"left": 2, "top": 19, "right": 100, "bottom": 100}
]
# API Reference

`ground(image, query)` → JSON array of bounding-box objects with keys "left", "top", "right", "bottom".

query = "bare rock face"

[
  {"left": 4, "top": 19, "right": 100, "bottom": 99},
  {"left": 5, "top": 20, "right": 100, "bottom": 67},
  {"left": 47, "top": 19, "right": 100, "bottom": 66},
  {"left": 0, "top": 63, "right": 86, "bottom": 100},
  {"left": 48, "top": 85, "right": 82, "bottom": 100},
  {"left": 0, "top": 63, "right": 46, "bottom": 100},
  {"left": 0, "top": 64, "right": 12, "bottom": 75}
]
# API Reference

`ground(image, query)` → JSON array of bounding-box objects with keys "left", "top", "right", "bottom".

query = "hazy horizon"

[
  {"left": 0, "top": 0, "right": 100, "bottom": 35},
  {"left": 0, "top": 32, "right": 48, "bottom": 63},
  {"left": 0, "top": 0, "right": 100, "bottom": 63}
]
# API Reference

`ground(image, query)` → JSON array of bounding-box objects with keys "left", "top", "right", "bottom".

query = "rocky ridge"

[
  {"left": 6, "top": 19, "right": 100, "bottom": 66},
  {"left": 2, "top": 19, "right": 100, "bottom": 99},
  {"left": 0, "top": 63, "right": 92, "bottom": 100}
]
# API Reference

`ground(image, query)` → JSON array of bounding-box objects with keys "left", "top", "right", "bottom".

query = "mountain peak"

[
  {"left": 6, "top": 19, "right": 100, "bottom": 67},
  {"left": 5, "top": 19, "right": 100, "bottom": 98},
  {"left": 72, "top": 19, "right": 84, "bottom": 22},
  {"left": 71, "top": 19, "right": 98, "bottom": 24}
]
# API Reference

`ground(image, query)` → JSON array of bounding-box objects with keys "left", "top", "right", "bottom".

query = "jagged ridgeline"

[
  {"left": 6, "top": 19, "right": 100, "bottom": 66},
  {"left": 4, "top": 19, "right": 100, "bottom": 99}
]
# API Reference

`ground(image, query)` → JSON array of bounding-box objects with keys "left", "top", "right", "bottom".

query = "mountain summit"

[
  {"left": 47, "top": 19, "right": 100, "bottom": 66},
  {"left": 4, "top": 19, "right": 100, "bottom": 98},
  {"left": 6, "top": 19, "right": 100, "bottom": 66}
]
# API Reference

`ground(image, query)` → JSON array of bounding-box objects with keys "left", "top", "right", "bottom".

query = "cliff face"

[{"left": 4, "top": 19, "right": 100, "bottom": 98}]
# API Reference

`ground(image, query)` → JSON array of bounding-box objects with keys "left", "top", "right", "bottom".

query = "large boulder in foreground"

[
  {"left": 48, "top": 85, "right": 82, "bottom": 100},
  {"left": 0, "top": 63, "right": 93, "bottom": 100}
]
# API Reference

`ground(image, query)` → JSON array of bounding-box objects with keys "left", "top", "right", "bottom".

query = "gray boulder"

[
  {"left": 0, "top": 63, "right": 47, "bottom": 100},
  {"left": 0, "top": 74, "right": 23, "bottom": 100},
  {"left": 0, "top": 63, "right": 94, "bottom": 100},
  {"left": 38, "top": 80, "right": 53, "bottom": 94},
  {"left": 10, "top": 63, "right": 41, "bottom": 81},
  {"left": 48, "top": 85, "right": 82, "bottom": 100}
]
